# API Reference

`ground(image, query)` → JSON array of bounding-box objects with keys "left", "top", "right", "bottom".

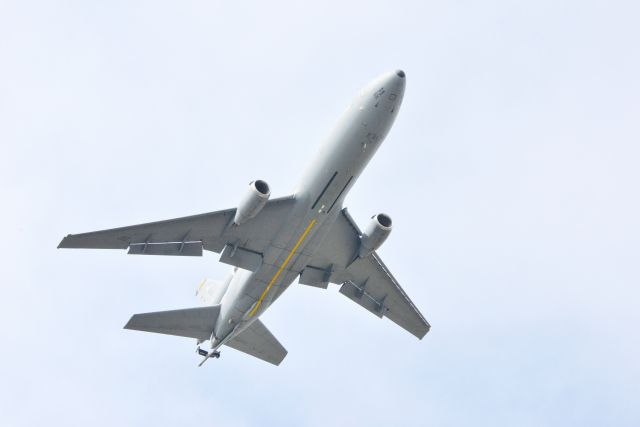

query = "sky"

[{"left": 1, "top": 0, "right": 639, "bottom": 425}]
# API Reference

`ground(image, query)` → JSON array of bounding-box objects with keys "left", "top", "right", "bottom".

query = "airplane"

[{"left": 58, "top": 69, "right": 430, "bottom": 366}]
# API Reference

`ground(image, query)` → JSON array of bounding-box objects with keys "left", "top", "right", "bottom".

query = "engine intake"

[
  {"left": 233, "top": 180, "right": 271, "bottom": 225},
  {"left": 359, "top": 213, "right": 392, "bottom": 258}
]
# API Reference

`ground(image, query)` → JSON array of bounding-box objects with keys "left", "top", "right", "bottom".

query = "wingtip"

[
  {"left": 57, "top": 235, "right": 72, "bottom": 249},
  {"left": 274, "top": 350, "right": 289, "bottom": 366},
  {"left": 123, "top": 315, "right": 136, "bottom": 330},
  {"left": 417, "top": 323, "right": 431, "bottom": 340},
  {"left": 273, "top": 355, "right": 287, "bottom": 366}
]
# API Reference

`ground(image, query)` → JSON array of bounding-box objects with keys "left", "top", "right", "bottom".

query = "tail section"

[
  {"left": 125, "top": 273, "right": 286, "bottom": 366},
  {"left": 124, "top": 305, "right": 221, "bottom": 341}
]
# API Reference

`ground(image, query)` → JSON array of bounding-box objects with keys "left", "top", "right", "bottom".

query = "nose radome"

[
  {"left": 361, "top": 70, "right": 406, "bottom": 101},
  {"left": 388, "top": 69, "right": 406, "bottom": 94}
]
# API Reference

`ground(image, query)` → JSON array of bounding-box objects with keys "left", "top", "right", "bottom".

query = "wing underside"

[
  {"left": 58, "top": 195, "right": 297, "bottom": 259},
  {"left": 304, "top": 208, "right": 430, "bottom": 339},
  {"left": 59, "top": 198, "right": 428, "bottom": 343}
]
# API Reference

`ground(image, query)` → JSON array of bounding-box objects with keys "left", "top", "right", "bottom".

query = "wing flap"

[
  {"left": 225, "top": 320, "right": 287, "bottom": 366},
  {"left": 339, "top": 280, "right": 384, "bottom": 318},
  {"left": 124, "top": 305, "right": 220, "bottom": 341},
  {"left": 127, "top": 242, "right": 203, "bottom": 256}
]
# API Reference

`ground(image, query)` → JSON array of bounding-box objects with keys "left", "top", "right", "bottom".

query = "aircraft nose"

[
  {"left": 387, "top": 69, "right": 406, "bottom": 94},
  {"left": 358, "top": 69, "right": 406, "bottom": 109}
]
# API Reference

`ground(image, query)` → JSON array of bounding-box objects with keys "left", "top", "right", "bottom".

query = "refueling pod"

[
  {"left": 233, "top": 180, "right": 271, "bottom": 225},
  {"left": 358, "top": 213, "right": 392, "bottom": 258}
]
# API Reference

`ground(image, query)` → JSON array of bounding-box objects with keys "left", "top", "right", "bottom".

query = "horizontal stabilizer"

[
  {"left": 225, "top": 320, "right": 287, "bottom": 366},
  {"left": 124, "top": 305, "right": 220, "bottom": 341}
]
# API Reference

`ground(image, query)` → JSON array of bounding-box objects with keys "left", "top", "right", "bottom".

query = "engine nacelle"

[
  {"left": 233, "top": 180, "right": 271, "bottom": 225},
  {"left": 358, "top": 213, "right": 393, "bottom": 258}
]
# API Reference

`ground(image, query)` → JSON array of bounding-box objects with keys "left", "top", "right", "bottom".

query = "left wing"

[
  {"left": 302, "top": 208, "right": 430, "bottom": 339},
  {"left": 58, "top": 196, "right": 296, "bottom": 261}
]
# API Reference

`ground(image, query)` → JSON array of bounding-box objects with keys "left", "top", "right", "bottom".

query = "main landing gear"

[
  {"left": 197, "top": 347, "right": 220, "bottom": 358},
  {"left": 196, "top": 346, "right": 220, "bottom": 366}
]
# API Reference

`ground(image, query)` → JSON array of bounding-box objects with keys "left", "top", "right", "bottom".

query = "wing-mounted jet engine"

[
  {"left": 217, "top": 180, "right": 272, "bottom": 273},
  {"left": 358, "top": 213, "right": 392, "bottom": 258},
  {"left": 233, "top": 180, "right": 271, "bottom": 225},
  {"left": 215, "top": 179, "right": 271, "bottom": 271}
]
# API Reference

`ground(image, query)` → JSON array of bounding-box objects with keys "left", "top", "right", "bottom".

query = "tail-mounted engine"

[
  {"left": 233, "top": 180, "right": 271, "bottom": 225},
  {"left": 359, "top": 213, "right": 392, "bottom": 258}
]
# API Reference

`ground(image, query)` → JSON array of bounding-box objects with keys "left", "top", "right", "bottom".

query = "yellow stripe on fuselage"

[{"left": 248, "top": 218, "right": 317, "bottom": 317}]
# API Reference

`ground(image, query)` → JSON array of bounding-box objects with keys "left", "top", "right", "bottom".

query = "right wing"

[
  {"left": 225, "top": 319, "right": 287, "bottom": 366},
  {"left": 58, "top": 195, "right": 296, "bottom": 260}
]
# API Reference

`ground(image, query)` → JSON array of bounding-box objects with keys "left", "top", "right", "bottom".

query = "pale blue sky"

[{"left": 1, "top": 1, "right": 639, "bottom": 425}]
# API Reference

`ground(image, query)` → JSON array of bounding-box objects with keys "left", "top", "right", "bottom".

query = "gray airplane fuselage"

[{"left": 212, "top": 70, "right": 406, "bottom": 347}]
